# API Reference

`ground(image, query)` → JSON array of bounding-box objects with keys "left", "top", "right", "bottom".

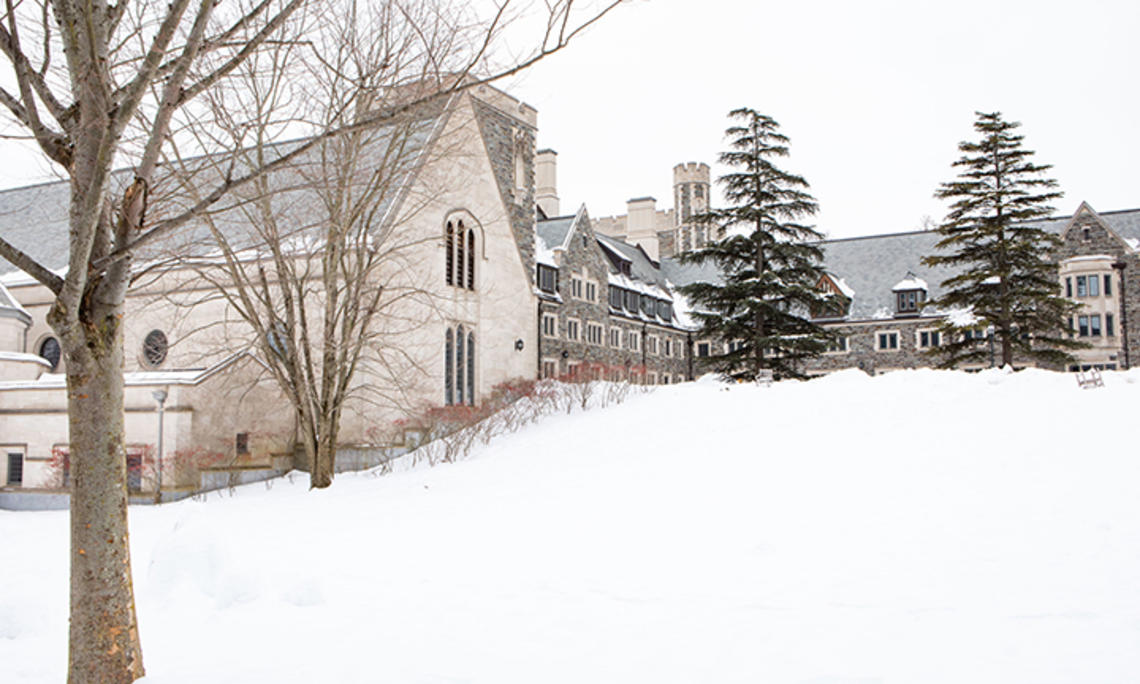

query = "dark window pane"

[
  {"left": 445, "top": 329, "right": 453, "bottom": 405},
  {"left": 7, "top": 452, "right": 22, "bottom": 485},
  {"left": 1107, "top": 313, "right": 1115, "bottom": 337},
  {"left": 1105, "top": 274, "right": 1112, "bottom": 296}
]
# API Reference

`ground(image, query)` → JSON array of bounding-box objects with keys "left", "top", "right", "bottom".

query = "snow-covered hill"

[{"left": 4, "top": 369, "right": 1140, "bottom": 683}]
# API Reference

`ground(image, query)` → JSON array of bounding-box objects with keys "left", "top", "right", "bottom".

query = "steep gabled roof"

[{"left": 0, "top": 117, "right": 441, "bottom": 280}]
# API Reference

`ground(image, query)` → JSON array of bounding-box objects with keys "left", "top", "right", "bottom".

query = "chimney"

[
  {"left": 626, "top": 196, "right": 660, "bottom": 260},
  {"left": 535, "top": 149, "right": 559, "bottom": 217}
]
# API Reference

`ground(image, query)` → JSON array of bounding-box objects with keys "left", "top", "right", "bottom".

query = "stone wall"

[{"left": 471, "top": 96, "right": 537, "bottom": 285}]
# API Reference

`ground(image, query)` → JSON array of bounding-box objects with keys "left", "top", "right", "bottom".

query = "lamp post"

[
  {"left": 1113, "top": 260, "right": 1129, "bottom": 370},
  {"left": 987, "top": 324, "right": 996, "bottom": 368},
  {"left": 151, "top": 389, "right": 167, "bottom": 502}
]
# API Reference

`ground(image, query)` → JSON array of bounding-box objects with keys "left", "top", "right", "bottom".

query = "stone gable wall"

[{"left": 471, "top": 97, "right": 536, "bottom": 284}]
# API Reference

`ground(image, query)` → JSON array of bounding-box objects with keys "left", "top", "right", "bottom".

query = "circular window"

[
  {"left": 143, "top": 330, "right": 168, "bottom": 367},
  {"left": 38, "top": 336, "right": 61, "bottom": 371}
]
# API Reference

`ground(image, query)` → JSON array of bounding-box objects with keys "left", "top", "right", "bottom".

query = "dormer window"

[
  {"left": 896, "top": 290, "right": 923, "bottom": 313},
  {"left": 891, "top": 272, "right": 928, "bottom": 317},
  {"left": 537, "top": 265, "right": 558, "bottom": 293}
]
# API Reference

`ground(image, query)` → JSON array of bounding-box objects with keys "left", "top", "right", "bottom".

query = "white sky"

[
  {"left": 1, "top": 0, "right": 1136, "bottom": 241},
  {"left": 503, "top": 0, "right": 1140, "bottom": 238}
]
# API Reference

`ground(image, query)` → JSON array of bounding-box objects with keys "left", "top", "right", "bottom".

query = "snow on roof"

[
  {"left": 891, "top": 273, "right": 928, "bottom": 291},
  {"left": 0, "top": 282, "right": 30, "bottom": 316},
  {"left": 0, "top": 351, "right": 50, "bottom": 367},
  {"left": 1064, "top": 254, "right": 1117, "bottom": 264},
  {"left": 820, "top": 272, "right": 857, "bottom": 299}
]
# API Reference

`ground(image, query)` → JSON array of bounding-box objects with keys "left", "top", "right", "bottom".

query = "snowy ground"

[{"left": 4, "top": 368, "right": 1140, "bottom": 683}]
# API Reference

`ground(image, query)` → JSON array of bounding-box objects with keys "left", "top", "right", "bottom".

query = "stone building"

[{"left": 660, "top": 199, "right": 1140, "bottom": 376}]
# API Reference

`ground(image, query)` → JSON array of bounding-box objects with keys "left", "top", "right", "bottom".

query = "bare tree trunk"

[{"left": 57, "top": 278, "right": 144, "bottom": 682}]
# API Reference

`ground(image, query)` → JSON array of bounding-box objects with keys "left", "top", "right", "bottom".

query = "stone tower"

[{"left": 673, "top": 162, "right": 711, "bottom": 254}]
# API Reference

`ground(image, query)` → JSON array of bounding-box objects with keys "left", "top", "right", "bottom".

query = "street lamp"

[
  {"left": 151, "top": 388, "right": 167, "bottom": 502},
  {"left": 987, "top": 324, "right": 996, "bottom": 368}
]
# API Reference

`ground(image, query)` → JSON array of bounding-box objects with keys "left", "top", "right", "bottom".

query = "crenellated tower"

[{"left": 672, "top": 162, "right": 711, "bottom": 254}]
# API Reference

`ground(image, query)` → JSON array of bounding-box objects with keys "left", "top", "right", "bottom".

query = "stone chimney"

[
  {"left": 535, "top": 149, "right": 559, "bottom": 217},
  {"left": 626, "top": 196, "right": 659, "bottom": 260}
]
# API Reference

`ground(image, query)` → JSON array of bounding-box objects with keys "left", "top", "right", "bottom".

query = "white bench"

[{"left": 1076, "top": 367, "right": 1104, "bottom": 389}]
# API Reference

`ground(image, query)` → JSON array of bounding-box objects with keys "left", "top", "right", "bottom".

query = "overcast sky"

[
  {"left": 0, "top": 0, "right": 1135, "bottom": 241},
  {"left": 505, "top": 0, "right": 1140, "bottom": 239}
]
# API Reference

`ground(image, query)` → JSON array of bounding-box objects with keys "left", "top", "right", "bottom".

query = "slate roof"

[
  {"left": 536, "top": 215, "right": 575, "bottom": 252},
  {"left": 0, "top": 119, "right": 439, "bottom": 280},
  {"left": 663, "top": 206, "right": 1140, "bottom": 321},
  {"left": 595, "top": 233, "right": 669, "bottom": 290}
]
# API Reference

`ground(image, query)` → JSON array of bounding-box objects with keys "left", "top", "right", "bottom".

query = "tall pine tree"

[
  {"left": 922, "top": 111, "right": 1083, "bottom": 368},
  {"left": 679, "top": 108, "right": 832, "bottom": 381}
]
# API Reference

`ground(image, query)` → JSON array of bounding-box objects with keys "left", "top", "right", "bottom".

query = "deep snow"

[{"left": 3, "top": 368, "right": 1140, "bottom": 683}]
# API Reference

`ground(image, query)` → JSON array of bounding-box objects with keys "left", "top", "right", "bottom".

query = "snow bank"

[{"left": 4, "top": 368, "right": 1140, "bottom": 683}]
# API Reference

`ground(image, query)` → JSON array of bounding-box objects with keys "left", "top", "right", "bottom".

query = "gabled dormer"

[
  {"left": 891, "top": 272, "right": 928, "bottom": 317},
  {"left": 813, "top": 272, "right": 853, "bottom": 319}
]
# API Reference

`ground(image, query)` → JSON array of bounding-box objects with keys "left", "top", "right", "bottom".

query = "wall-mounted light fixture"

[{"left": 514, "top": 339, "right": 524, "bottom": 351}]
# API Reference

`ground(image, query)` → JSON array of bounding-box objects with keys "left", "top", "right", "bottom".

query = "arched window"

[
  {"left": 455, "top": 325, "right": 465, "bottom": 405},
  {"left": 445, "top": 328, "right": 454, "bottom": 405},
  {"left": 445, "top": 221, "right": 454, "bottom": 286},
  {"left": 456, "top": 221, "right": 466, "bottom": 290},
  {"left": 466, "top": 330, "right": 475, "bottom": 406},
  {"left": 467, "top": 227, "right": 476, "bottom": 290},
  {"left": 444, "top": 216, "right": 478, "bottom": 292}
]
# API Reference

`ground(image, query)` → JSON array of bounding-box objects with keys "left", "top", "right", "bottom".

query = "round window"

[
  {"left": 38, "top": 336, "right": 61, "bottom": 371},
  {"left": 143, "top": 330, "right": 168, "bottom": 367}
]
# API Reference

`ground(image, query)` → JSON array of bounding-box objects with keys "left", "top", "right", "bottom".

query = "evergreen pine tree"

[
  {"left": 679, "top": 108, "right": 833, "bottom": 380},
  {"left": 922, "top": 111, "right": 1083, "bottom": 368}
]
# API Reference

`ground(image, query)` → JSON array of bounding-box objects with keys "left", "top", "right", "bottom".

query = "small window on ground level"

[
  {"left": 541, "top": 359, "right": 557, "bottom": 379},
  {"left": 918, "top": 330, "right": 941, "bottom": 348},
  {"left": 143, "top": 330, "right": 168, "bottom": 367},
  {"left": 7, "top": 452, "right": 23, "bottom": 486},
  {"left": 236, "top": 432, "right": 249, "bottom": 455},
  {"left": 877, "top": 332, "right": 899, "bottom": 350}
]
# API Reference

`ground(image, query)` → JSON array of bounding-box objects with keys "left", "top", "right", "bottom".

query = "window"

[
  {"left": 586, "top": 323, "right": 603, "bottom": 345},
  {"left": 538, "top": 265, "right": 558, "bottom": 293},
  {"left": 1076, "top": 275, "right": 1099, "bottom": 297},
  {"left": 1091, "top": 315, "right": 1102, "bottom": 337},
  {"left": 662, "top": 374, "right": 671, "bottom": 385},
  {"left": 917, "top": 330, "right": 941, "bottom": 349},
  {"left": 444, "top": 325, "right": 475, "bottom": 406},
  {"left": 445, "top": 219, "right": 476, "bottom": 291},
  {"left": 143, "top": 330, "right": 168, "bottom": 367},
  {"left": 571, "top": 276, "right": 583, "bottom": 299},
  {"left": 1065, "top": 277, "right": 1072, "bottom": 297},
  {"left": 963, "top": 328, "right": 988, "bottom": 343},
  {"left": 1107, "top": 313, "right": 1115, "bottom": 337},
  {"left": 566, "top": 319, "right": 580, "bottom": 341},
  {"left": 609, "top": 328, "right": 622, "bottom": 348},
  {"left": 896, "top": 291, "right": 920, "bottom": 313},
  {"left": 825, "top": 337, "right": 848, "bottom": 354},
  {"left": 7, "top": 452, "right": 23, "bottom": 486},
  {"left": 1105, "top": 274, "right": 1113, "bottom": 296},
  {"left": 640, "top": 294, "right": 653, "bottom": 317},
  {"left": 664, "top": 338, "right": 674, "bottom": 357},
  {"left": 656, "top": 299, "right": 671, "bottom": 321},
  {"left": 236, "top": 432, "right": 249, "bottom": 455},
  {"left": 627, "top": 331, "right": 640, "bottom": 351},
  {"left": 609, "top": 286, "right": 622, "bottom": 309},
  {"left": 38, "top": 336, "right": 61, "bottom": 371},
  {"left": 877, "top": 331, "right": 899, "bottom": 351},
  {"left": 542, "top": 313, "right": 558, "bottom": 338},
  {"left": 1078, "top": 315, "right": 1102, "bottom": 337},
  {"left": 541, "top": 359, "right": 557, "bottom": 379},
  {"left": 647, "top": 335, "right": 658, "bottom": 355},
  {"left": 585, "top": 281, "right": 597, "bottom": 303},
  {"left": 697, "top": 342, "right": 710, "bottom": 357}
]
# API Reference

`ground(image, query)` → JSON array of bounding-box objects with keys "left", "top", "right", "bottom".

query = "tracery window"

[
  {"left": 445, "top": 218, "right": 476, "bottom": 291},
  {"left": 444, "top": 325, "right": 476, "bottom": 406}
]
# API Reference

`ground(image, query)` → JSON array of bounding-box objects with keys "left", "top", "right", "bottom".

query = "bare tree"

[{"left": 0, "top": 0, "right": 622, "bottom": 681}]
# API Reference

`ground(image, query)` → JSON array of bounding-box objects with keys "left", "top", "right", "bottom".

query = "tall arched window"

[
  {"left": 444, "top": 215, "right": 478, "bottom": 292},
  {"left": 466, "top": 330, "right": 475, "bottom": 406},
  {"left": 445, "top": 222, "right": 454, "bottom": 286},
  {"left": 455, "top": 325, "right": 465, "bottom": 405},
  {"left": 456, "top": 221, "right": 466, "bottom": 290},
  {"left": 466, "top": 227, "right": 476, "bottom": 290},
  {"left": 445, "top": 328, "right": 454, "bottom": 405}
]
